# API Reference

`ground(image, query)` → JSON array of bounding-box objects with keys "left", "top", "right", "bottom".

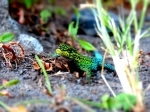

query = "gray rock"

[{"left": 18, "top": 34, "right": 43, "bottom": 53}]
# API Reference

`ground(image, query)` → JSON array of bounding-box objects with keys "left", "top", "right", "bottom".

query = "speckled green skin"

[{"left": 56, "top": 44, "right": 115, "bottom": 79}]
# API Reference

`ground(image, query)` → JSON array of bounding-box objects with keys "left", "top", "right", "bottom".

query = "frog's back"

[{"left": 76, "top": 56, "right": 100, "bottom": 71}]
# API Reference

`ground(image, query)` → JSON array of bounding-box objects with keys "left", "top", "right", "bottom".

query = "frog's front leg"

[
  {"left": 85, "top": 69, "right": 92, "bottom": 81},
  {"left": 50, "top": 52, "right": 60, "bottom": 58}
]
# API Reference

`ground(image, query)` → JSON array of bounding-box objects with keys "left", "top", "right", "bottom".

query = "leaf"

[
  {"left": 0, "top": 79, "right": 19, "bottom": 90},
  {"left": 48, "top": 0, "right": 55, "bottom": 4},
  {"left": 116, "top": 93, "right": 136, "bottom": 111},
  {"left": 101, "top": 94, "right": 109, "bottom": 101},
  {"left": 40, "top": 9, "right": 52, "bottom": 23},
  {"left": 35, "top": 55, "right": 52, "bottom": 94},
  {"left": 68, "top": 22, "right": 78, "bottom": 37},
  {"left": 0, "top": 32, "right": 15, "bottom": 43},
  {"left": 100, "top": 94, "right": 122, "bottom": 110},
  {"left": 77, "top": 39, "right": 96, "bottom": 51},
  {"left": 100, "top": 94, "right": 111, "bottom": 109},
  {"left": 33, "top": 61, "right": 40, "bottom": 70},
  {"left": 8, "top": 105, "right": 28, "bottom": 112},
  {"left": 68, "top": 7, "right": 80, "bottom": 38},
  {"left": 23, "top": 0, "right": 32, "bottom": 8},
  {"left": 0, "top": 90, "right": 14, "bottom": 98},
  {"left": 3, "top": 79, "right": 19, "bottom": 87},
  {"left": 74, "top": 93, "right": 136, "bottom": 111},
  {"left": 73, "top": 6, "right": 81, "bottom": 21},
  {"left": 55, "top": 7, "right": 66, "bottom": 16},
  {"left": 22, "top": 0, "right": 38, "bottom": 8},
  {"left": 100, "top": 93, "right": 137, "bottom": 111}
]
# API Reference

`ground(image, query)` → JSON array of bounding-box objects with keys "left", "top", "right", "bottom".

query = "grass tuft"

[{"left": 93, "top": 0, "right": 150, "bottom": 111}]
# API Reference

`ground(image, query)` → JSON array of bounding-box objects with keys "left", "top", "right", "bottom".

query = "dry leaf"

[
  {"left": 44, "top": 62, "right": 53, "bottom": 71},
  {"left": 8, "top": 105, "right": 28, "bottom": 112},
  {"left": 43, "top": 88, "right": 53, "bottom": 97},
  {"left": 33, "top": 61, "right": 40, "bottom": 70},
  {"left": 33, "top": 60, "right": 53, "bottom": 71},
  {"left": 0, "top": 90, "right": 14, "bottom": 98},
  {"left": 2, "top": 79, "right": 8, "bottom": 85}
]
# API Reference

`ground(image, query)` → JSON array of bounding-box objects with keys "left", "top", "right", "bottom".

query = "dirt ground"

[{"left": 1, "top": 0, "right": 150, "bottom": 112}]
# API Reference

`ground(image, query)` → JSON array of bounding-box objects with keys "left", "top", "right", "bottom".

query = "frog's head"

[{"left": 56, "top": 44, "right": 77, "bottom": 57}]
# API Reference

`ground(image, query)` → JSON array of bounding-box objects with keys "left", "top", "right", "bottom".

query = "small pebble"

[{"left": 18, "top": 34, "right": 43, "bottom": 53}]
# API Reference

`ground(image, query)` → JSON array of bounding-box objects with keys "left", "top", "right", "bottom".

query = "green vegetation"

[
  {"left": 3, "top": 0, "right": 150, "bottom": 111},
  {"left": 0, "top": 79, "right": 19, "bottom": 111},
  {"left": 9, "top": 0, "right": 39, "bottom": 9},
  {"left": 21, "top": 0, "right": 39, "bottom": 8},
  {"left": 40, "top": 9, "right": 52, "bottom": 23},
  {"left": 87, "top": 0, "right": 149, "bottom": 111},
  {"left": 0, "top": 79, "right": 19, "bottom": 90},
  {"left": 0, "top": 32, "right": 15, "bottom": 43},
  {"left": 35, "top": 55, "right": 53, "bottom": 94},
  {"left": 40, "top": 6, "right": 66, "bottom": 23},
  {"left": 68, "top": 7, "right": 96, "bottom": 51},
  {"left": 67, "top": 0, "right": 150, "bottom": 111},
  {"left": 77, "top": 93, "right": 136, "bottom": 111}
]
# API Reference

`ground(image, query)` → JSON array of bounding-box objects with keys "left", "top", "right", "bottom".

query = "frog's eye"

[{"left": 56, "top": 49, "right": 62, "bottom": 54}]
